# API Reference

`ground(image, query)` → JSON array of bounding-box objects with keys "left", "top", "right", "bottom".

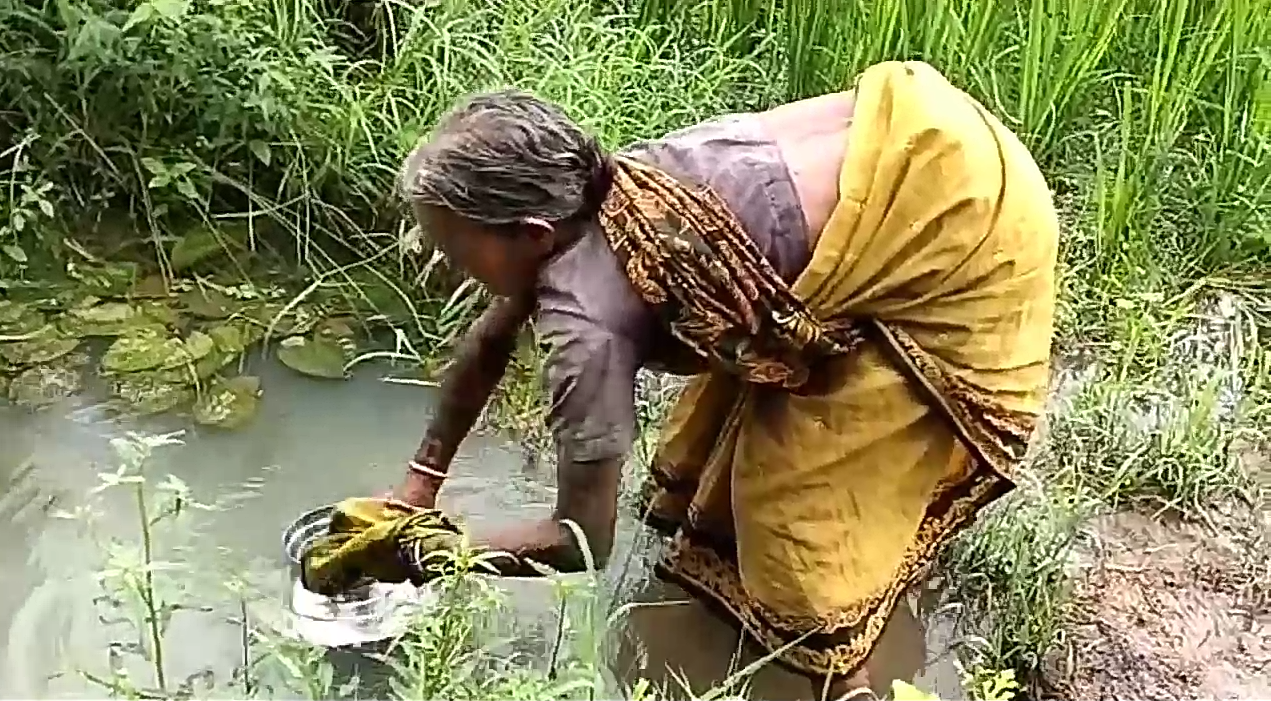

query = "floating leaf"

[
  {"left": 179, "top": 286, "right": 237, "bottom": 320},
  {"left": 8, "top": 363, "right": 83, "bottom": 407},
  {"left": 70, "top": 261, "right": 139, "bottom": 298},
  {"left": 163, "top": 345, "right": 239, "bottom": 383},
  {"left": 206, "top": 320, "right": 261, "bottom": 354},
  {"left": 127, "top": 274, "right": 173, "bottom": 300},
  {"left": 0, "top": 326, "right": 81, "bottom": 365},
  {"left": 0, "top": 301, "right": 46, "bottom": 336},
  {"left": 159, "top": 330, "right": 216, "bottom": 370},
  {"left": 100, "top": 329, "right": 186, "bottom": 374},
  {"left": 193, "top": 375, "right": 261, "bottom": 429},
  {"left": 111, "top": 373, "right": 195, "bottom": 416},
  {"left": 136, "top": 300, "right": 181, "bottom": 328},
  {"left": 276, "top": 334, "right": 347, "bottom": 379},
  {"left": 244, "top": 302, "right": 320, "bottom": 337},
  {"left": 0, "top": 300, "right": 31, "bottom": 325},
  {"left": 60, "top": 302, "right": 164, "bottom": 337}
]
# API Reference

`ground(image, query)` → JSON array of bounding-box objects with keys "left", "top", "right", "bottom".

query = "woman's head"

[{"left": 399, "top": 89, "right": 612, "bottom": 297}]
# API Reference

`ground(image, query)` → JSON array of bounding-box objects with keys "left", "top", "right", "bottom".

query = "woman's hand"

[
  {"left": 472, "top": 456, "right": 623, "bottom": 574},
  {"left": 383, "top": 468, "right": 442, "bottom": 509}
]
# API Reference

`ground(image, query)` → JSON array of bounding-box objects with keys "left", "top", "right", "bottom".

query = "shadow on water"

[{"left": 0, "top": 354, "right": 963, "bottom": 699}]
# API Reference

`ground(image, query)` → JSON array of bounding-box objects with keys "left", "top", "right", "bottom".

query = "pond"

[{"left": 0, "top": 353, "right": 962, "bottom": 699}]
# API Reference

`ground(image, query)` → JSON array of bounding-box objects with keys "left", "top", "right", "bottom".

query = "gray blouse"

[{"left": 533, "top": 114, "right": 811, "bottom": 466}]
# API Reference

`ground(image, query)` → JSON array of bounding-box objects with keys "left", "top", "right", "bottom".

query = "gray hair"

[{"left": 399, "top": 89, "right": 610, "bottom": 227}]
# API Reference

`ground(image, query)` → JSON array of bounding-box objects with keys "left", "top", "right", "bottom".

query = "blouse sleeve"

[{"left": 538, "top": 318, "right": 640, "bottom": 465}]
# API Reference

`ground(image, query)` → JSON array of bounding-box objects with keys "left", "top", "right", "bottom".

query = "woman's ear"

[{"left": 516, "top": 217, "right": 558, "bottom": 257}]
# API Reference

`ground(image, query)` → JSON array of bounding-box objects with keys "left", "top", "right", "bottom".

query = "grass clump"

[
  {"left": 3, "top": 0, "right": 1271, "bottom": 699},
  {"left": 941, "top": 288, "right": 1271, "bottom": 694}
]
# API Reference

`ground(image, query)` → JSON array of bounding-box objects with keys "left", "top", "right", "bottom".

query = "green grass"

[
  {"left": 939, "top": 283, "right": 1271, "bottom": 693},
  {"left": 2, "top": 0, "right": 1271, "bottom": 699}
]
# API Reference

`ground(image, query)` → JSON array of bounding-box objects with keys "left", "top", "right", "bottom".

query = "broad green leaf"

[
  {"left": 193, "top": 375, "right": 261, "bottom": 429},
  {"left": 276, "top": 334, "right": 347, "bottom": 380},
  {"left": 169, "top": 226, "right": 226, "bottom": 272},
  {"left": 2, "top": 244, "right": 28, "bottom": 263},
  {"left": 0, "top": 326, "right": 81, "bottom": 365},
  {"left": 249, "top": 140, "right": 271, "bottom": 166}
]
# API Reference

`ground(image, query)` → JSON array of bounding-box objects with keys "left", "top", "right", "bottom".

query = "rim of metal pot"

[{"left": 282, "top": 503, "right": 335, "bottom": 566}]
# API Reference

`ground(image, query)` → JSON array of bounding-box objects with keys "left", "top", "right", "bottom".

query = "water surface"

[{"left": 0, "top": 356, "right": 960, "bottom": 699}]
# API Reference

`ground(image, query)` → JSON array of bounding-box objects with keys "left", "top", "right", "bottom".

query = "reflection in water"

[{"left": 0, "top": 356, "right": 960, "bottom": 699}]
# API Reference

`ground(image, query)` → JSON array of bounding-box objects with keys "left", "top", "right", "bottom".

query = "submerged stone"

[
  {"left": 193, "top": 375, "right": 261, "bottom": 429},
  {"left": 276, "top": 334, "right": 348, "bottom": 380}
]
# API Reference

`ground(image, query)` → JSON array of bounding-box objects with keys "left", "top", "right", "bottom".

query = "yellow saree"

[{"left": 603, "top": 61, "right": 1058, "bottom": 677}]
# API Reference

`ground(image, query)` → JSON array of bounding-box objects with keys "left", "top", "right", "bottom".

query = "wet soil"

[{"left": 1045, "top": 451, "right": 1271, "bottom": 701}]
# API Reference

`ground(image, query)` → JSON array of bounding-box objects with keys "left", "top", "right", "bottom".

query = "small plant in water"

[
  {"left": 53, "top": 431, "right": 202, "bottom": 697},
  {"left": 963, "top": 668, "right": 1022, "bottom": 701},
  {"left": 55, "top": 430, "right": 336, "bottom": 699}
]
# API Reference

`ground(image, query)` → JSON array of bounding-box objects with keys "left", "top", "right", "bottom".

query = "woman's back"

[{"left": 757, "top": 90, "right": 856, "bottom": 246}]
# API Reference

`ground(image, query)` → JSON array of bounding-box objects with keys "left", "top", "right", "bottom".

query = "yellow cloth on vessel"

[
  {"left": 300, "top": 498, "right": 463, "bottom": 597},
  {"left": 603, "top": 61, "right": 1058, "bottom": 678}
]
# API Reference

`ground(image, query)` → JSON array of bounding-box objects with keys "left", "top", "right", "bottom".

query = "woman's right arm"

[{"left": 394, "top": 293, "right": 536, "bottom": 506}]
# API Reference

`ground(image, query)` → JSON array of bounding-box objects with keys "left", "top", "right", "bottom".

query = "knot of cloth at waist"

[{"left": 598, "top": 155, "right": 864, "bottom": 391}]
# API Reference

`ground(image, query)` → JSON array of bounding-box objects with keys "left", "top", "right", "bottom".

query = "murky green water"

[{"left": 0, "top": 355, "right": 961, "bottom": 699}]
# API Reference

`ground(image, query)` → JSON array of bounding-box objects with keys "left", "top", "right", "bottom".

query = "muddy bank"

[
  {"left": 1032, "top": 290, "right": 1269, "bottom": 700},
  {"left": 1047, "top": 493, "right": 1270, "bottom": 701}
]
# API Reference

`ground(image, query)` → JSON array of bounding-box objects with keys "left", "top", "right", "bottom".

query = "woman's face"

[{"left": 415, "top": 204, "right": 555, "bottom": 298}]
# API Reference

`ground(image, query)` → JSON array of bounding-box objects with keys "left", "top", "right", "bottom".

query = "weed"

[
  {"left": 939, "top": 476, "right": 1093, "bottom": 688},
  {"left": 6, "top": 0, "right": 1271, "bottom": 698},
  {"left": 942, "top": 286, "right": 1271, "bottom": 691}
]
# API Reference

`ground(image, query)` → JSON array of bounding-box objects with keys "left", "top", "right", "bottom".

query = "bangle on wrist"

[{"left": 408, "top": 460, "right": 447, "bottom": 481}]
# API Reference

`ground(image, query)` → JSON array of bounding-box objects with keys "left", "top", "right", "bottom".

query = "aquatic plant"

[{"left": 3, "top": 0, "right": 1269, "bottom": 698}]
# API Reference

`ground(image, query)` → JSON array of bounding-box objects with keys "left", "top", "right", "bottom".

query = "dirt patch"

[{"left": 1047, "top": 495, "right": 1270, "bottom": 701}]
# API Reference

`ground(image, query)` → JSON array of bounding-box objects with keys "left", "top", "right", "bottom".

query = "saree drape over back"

[{"left": 599, "top": 61, "right": 1059, "bottom": 677}]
